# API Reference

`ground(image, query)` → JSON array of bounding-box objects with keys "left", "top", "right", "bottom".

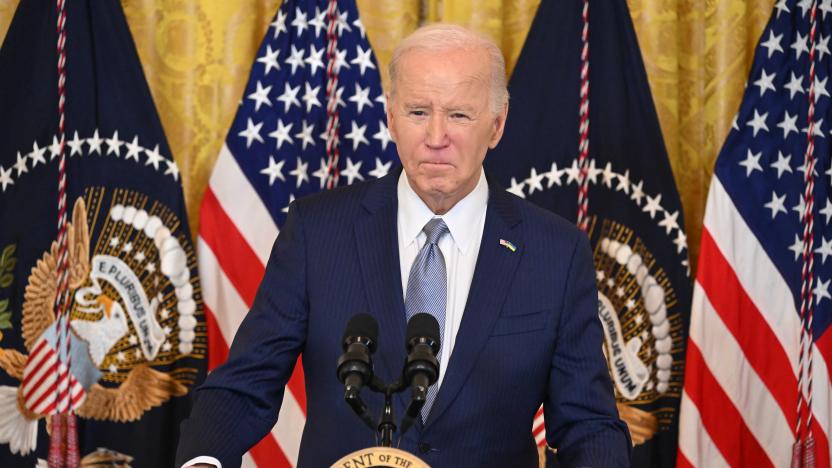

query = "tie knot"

[{"left": 423, "top": 218, "right": 449, "bottom": 245}]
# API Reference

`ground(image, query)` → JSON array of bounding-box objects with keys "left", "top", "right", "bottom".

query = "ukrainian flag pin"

[{"left": 499, "top": 239, "right": 517, "bottom": 252}]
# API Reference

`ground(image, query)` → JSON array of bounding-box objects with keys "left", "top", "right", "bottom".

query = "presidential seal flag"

[
  {"left": 197, "top": 0, "right": 397, "bottom": 466},
  {"left": 485, "top": 0, "right": 692, "bottom": 466},
  {"left": 0, "top": 0, "right": 206, "bottom": 465},
  {"left": 678, "top": 1, "right": 832, "bottom": 466}
]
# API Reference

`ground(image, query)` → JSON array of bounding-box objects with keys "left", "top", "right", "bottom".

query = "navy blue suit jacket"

[{"left": 176, "top": 168, "right": 630, "bottom": 467}]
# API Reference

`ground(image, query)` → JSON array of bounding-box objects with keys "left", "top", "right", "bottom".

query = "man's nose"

[{"left": 425, "top": 114, "right": 450, "bottom": 148}]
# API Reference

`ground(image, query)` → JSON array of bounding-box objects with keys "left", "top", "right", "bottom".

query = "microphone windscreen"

[
  {"left": 343, "top": 313, "right": 379, "bottom": 349},
  {"left": 406, "top": 313, "right": 440, "bottom": 348}
]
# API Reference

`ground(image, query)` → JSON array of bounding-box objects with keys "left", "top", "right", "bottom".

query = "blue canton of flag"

[{"left": 226, "top": 0, "right": 398, "bottom": 228}]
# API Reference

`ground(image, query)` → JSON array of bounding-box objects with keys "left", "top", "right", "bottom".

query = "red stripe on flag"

[
  {"left": 200, "top": 188, "right": 265, "bottom": 306},
  {"left": 698, "top": 228, "right": 798, "bottom": 429},
  {"left": 676, "top": 448, "right": 694, "bottom": 468},
  {"left": 249, "top": 430, "right": 292, "bottom": 468},
  {"left": 684, "top": 340, "right": 773, "bottom": 467},
  {"left": 818, "top": 330, "right": 832, "bottom": 383},
  {"left": 205, "top": 304, "right": 229, "bottom": 372},
  {"left": 24, "top": 361, "right": 58, "bottom": 401}
]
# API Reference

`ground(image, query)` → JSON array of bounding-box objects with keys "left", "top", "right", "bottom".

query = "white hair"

[{"left": 389, "top": 23, "right": 509, "bottom": 114}]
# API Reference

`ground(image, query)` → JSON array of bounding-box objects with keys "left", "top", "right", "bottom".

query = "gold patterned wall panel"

[{"left": 0, "top": 0, "right": 19, "bottom": 49}]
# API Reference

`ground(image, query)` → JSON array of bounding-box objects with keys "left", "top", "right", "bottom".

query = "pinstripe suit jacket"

[{"left": 175, "top": 167, "right": 630, "bottom": 467}]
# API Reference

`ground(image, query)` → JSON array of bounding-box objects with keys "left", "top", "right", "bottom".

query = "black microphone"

[
  {"left": 336, "top": 313, "right": 378, "bottom": 430},
  {"left": 400, "top": 313, "right": 441, "bottom": 435}
]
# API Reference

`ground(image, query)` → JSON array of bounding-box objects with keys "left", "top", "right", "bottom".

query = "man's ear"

[{"left": 488, "top": 101, "right": 509, "bottom": 149}]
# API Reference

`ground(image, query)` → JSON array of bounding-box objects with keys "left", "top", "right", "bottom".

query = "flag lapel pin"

[{"left": 499, "top": 239, "right": 517, "bottom": 252}]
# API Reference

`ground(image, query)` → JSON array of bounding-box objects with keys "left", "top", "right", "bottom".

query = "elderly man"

[{"left": 176, "top": 24, "right": 630, "bottom": 468}]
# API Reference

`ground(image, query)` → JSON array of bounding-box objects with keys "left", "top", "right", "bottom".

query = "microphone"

[
  {"left": 336, "top": 313, "right": 378, "bottom": 430},
  {"left": 400, "top": 313, "right": 441, "bottom": 434}
]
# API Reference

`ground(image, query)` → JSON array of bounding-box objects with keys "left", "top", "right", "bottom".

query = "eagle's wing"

[
  {"left": 76, "top": 364, "right": 187, "bottom": 422},
  {"left": 0, "top": 348, "right": 26, "bottom": 380}
]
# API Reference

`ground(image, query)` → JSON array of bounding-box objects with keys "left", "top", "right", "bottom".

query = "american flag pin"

[{"left": 499, "top": 239, "right": 517, "bottom": 252}]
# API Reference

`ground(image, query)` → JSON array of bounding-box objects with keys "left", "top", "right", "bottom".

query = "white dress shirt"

[
  {"left": 397, "top": 169, "right": 488, "bottom": 389},
  {"left": 183, "top": 170, "right": 489, "bottom": 468}
]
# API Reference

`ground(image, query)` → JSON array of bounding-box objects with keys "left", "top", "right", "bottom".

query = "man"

[{"left": 177, "top": 24, "right": 630, "bottom": 468}]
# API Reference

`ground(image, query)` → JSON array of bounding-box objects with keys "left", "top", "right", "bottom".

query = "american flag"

[
  {"left": 678, "top": 1, "right": 832, "bottom": 466},
  {"left": 197, "top": 0, "right": 397, "bottom": 466}
]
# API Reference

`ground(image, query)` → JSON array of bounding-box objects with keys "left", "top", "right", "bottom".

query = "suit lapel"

[
  {"left": 424, "top": 184, "right": 524, "bottom": 428},
  {"left": 353, "top": 168, "right": 407, "bottom": 387}
]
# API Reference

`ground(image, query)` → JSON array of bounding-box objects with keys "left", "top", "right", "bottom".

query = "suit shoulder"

[{"left": 292, "top": 177, "right": 373, "bottom": 217}]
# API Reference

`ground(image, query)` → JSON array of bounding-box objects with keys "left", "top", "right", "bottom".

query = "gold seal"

[{"left": 331, "top": 447, "right": 430, "bottom": 468}]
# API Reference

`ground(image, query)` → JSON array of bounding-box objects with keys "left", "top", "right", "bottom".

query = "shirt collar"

[{"left": 397, "top": 168, "right": 489, "bottom": 255}]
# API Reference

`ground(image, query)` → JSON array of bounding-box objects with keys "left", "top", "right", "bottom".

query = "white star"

[
  {"left": 600, "top": 162, "right": 616, "bottom": 188},
  {"left": 348, "top": 83, "right": 373, "bottom": 113},
  {"left": 333, "top": 48, "right": 350, "bottom": 74},
  {"left": 116, "top": 351, "right": 125, "bottom": 362},
  {"left": 67, "top": 131, "right": 84, "bottom": 157},
  {"left": 247, "top": 81, "right": 272, "bottom": 112},
  {"left": 821, "top": 198, "right": 832, "bottom": 223},
  {"left": 238, "top": 118, "right": 264, "bottom": 148},
  {"left": 109, "top": 237, "right": 119, "bottom": 247},
  {"left": 798, "top": 0, "right": 813, "bottom": 17},
  {"left": 764, "top": 191, "right": 787, "bottom": 219},
  {"left": 564, "top": 159, "right": 581, "bottom": 185},
  {"left": 770, "top": 151, "right": 793, "bottom": 178},
  {"left": 797, "top": 158, "right": 819, "bottom": 177},
  {"left": 753, "top": 69, "right": 776, "bottom": 97},
  {"left": 336, "top": 11, "right": 352, "bottom": 35},
  {"left": 333, "top": 85, "right": 347, "bottom": 109},
  {"left": 165, "top": 159, "right": 180, "bottom": 180},
  {"left": 816, "top": 237, "right": 832, "bottom": 264},
  {"left": 507, "top": 178, "right": 525, "bottom": 198},
  {"left": 369, "top": 158, "right": 392, "bottom": 179},
  {"left": 341, "top": 157, "right": 364, "bottom": 185},
  {"left": 739, "top": 149, "right": 763, "bottom": 176},
  {"left": 746, "top": 109, "right": 769, "bottom": 137},
  {"left": 302, "top": 82, "right": 321, "bottom": 113},
  {"left": 596, "top": 270, "right": 605, "bottom": 282},
  {"left": 0, "top": 165, "right": 13, "bottom": 192},
  {"left": 105, "top": 130, "right": 123, "bottom": 156},
  {"left": 134, "top": 251, "right": 146, "bottom": 262},
  {"left": 822, "top": 0, "right": 832, "bottom": 18},
  {"left": 289, "top": 157, "right": 309, "bottom": 188},
  {"left": 545, "top": 162, "right": 563, "bottom": 188},
  {"left": 775, "top": 0, "right": 790, "bottom": 17},
  {"left": 777, "top": 112, "right": 799, "bottom": 139},
  {"left": 616, "top": 169, "right": 630, "bottom": 194},
  {"left": 13, "top": 152, "right": 27, "bottom": 176},
  {"left": 309, "top": 7, "right": 326, "bottom": 37},
  {"left": 135, "top": 349, "right": 142, "bottom": 360},
  {"left": 792, "top": 31, "right": 810, "bottom": 59},
  {"left": 373, "top": 121, "right": 393, "bottom": 151},
  {"left": 731, "top": 114, "right": 739, "bottom": 131},
  {"left": 270, "top": 9, "right": 287, "bottom": 38},
  {"left": 586, "top": 159, "right": 601, "bottom": 184},
  {"left": 673, "top": 229, "right": 688, "bottom": 254},
  {"left": 291, "top": 7, "right": 308, "bottom": 36},
  {"left": 48, "top": 135, "right": 62, "bottom": 160},
  {"left": 784, "top": 72, "right": 805, "bottom": 100},
  {"left": 353, "top": 17, "right": 366, "bottom": 38},
  {"left": 818, "top": 34, "right": 831, "bottom": 61},
  {"left": 27, "top": 142, "right": 47, "bottom": 167},
  {"left": 145, "top": 262, "right": 156, "bottom": 273},
  {"left": 802, "top": 117, "right": 825, "bottom": 138},
  {"left": 122, "top": 242, "right": 133, "bottom": 253},
  {"left": 789, "top": 234, "right": 804, "bottom": 261},
  {"left": 285, "top": 45, "right": 306, "bottom": 75},
  {"left": 128, "top": 335, "right": 138, "bottom": 345},
  {"left": 269, "top": 119, "right": 294, "bottom": 149},
  {"left": 793, "top": 194, "right": 807, "bottom": 221},
  {"left": 606, "top": 278, "right": 615, "bottom": 288},
  {"left": 282, "top": 193, "right": 296, "bottom": 214},
  {"left": 813, "top": 75, "right": 830, "bottom": 102},
  {"left": 312, "top": 158, "right": 330, "bottom": 189},
  {"left": 159, "top": 307, "right": 169, "bottom": 319},
  {"left": 145, "top": 144, "right": 165, "bottom": 170},
  {"left": 109, "top": 364, "right": 118, "bottom": 374},
  {"left": 525, "top": 167, "right": 545, "bottom": 194},
  {"left": 124, "top": 135, "right": 142, "bottom": 161},
  {"left": 344, "top": 121, "right": 369, "bottom": 150},
  {"left": 658, "top": 210, "right": 679, "bottom": 234},
  {"left": 642, "top": 193, "right": 663, "bottom": 219},
  {"left": 87, "top": 129, "right": 103, "bottom": 155},
  {"left": 277, "top": 83, "right": 301, "bottom": 113},
  {"left": 351, "top": 45, "right": 377, "bottom": 76},
  {"left": 813, "top": 277, "right": 831, "bottom": 304},
  {"left": 760, "top": 30, "right": 784, "bottom": 58},
  {"left": 630, "top": 180, "right": 645, "bottom": 205},
  {"left": 615, "top": 287, "right": 625, "bottom": 298},
  {"left": 257, "top": 45, "right": 281, "bottom": 75},
  {"left": 295, "top": 120, "right": 316, "bottom": 150},
  {"left": 162, "top": 342, "right": 172, "bottom": 352},
  {"left": 305, "top": 44, "right": 325, "bottom": 75}
]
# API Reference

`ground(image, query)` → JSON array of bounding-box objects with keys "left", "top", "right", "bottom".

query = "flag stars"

[
  {"left": 373, "top": 121, "right": 393, "bottom": 151},
  {"left": 341, "top": 158, "right": 364, "bottom": 185},
  {"left": 302, "top": 83, "right": 322, "bottom": 113},
  {"left": 110, "top": 237, "right": 120, "bottom": 248},
  {"left": 67, "top": 131, "right": 84, "bottom": 157},
  {"left": 368, "top": 158, "right": 392, "bottom": 179},
  {"left": 739, "top": 149, "right": 763, "bottom": 176},
  {"left": 295, "top": 120, "right": 316, "bottom": 150},
  {"left": 305, "top": 44, "right": 325, "bottom": 75},
  {"left": 813, "top": 277, "right": 831, "bottom": 304},
  {"left": 162, "top": 342, "right": 172, "bottom": 352},
  {"left": 546, "top": 162, "right": 564, "bottom": 188},
  {"left": 165, "top": 159, "right": 180, "bottom": 181},
  {"left": 282, "top": 193, "right": 296, "bottom": 214},
  {"left": 277, "top": 83, "right": 301, "bottom": 112},
  {"left": 309, "top": 7, "right": 326, "bottom": 37},
  {"left": 128, "top": 335, "right": 138, "bottom": 345},
  {"left": 816, "top": 237, "right": 832, "bottom": 264},
  {"left": 802, "top": 117, "right": 824, "bottom": 138},
  {"left": 144, "top": 144, "right": 165, "bottom": 170},
  {"left": 145, "top": 262, "right": 156, "bottom": 273},
  {"left": 336, "top": 11, "right": 352, "bottom": 35},
  {"left": 642, "top": 193, "right": 663, "bottom": 219},
  {"left": 353, "top": 17, "right": 366, "bottom": 38},
  {"left": 793, "top": 194, "right": 807, "bottom": 221},
  {"left": 87, "top": 129, "right": 103, "bottom": 155},
  {"left": 813, "top": 75, "right": 830, "bottom": 102},
  {"left": 0, "top": 165, "right": 13, "bottom": 192},
  {"left": 269, "top": 119, "right": 294, "bottom": 149},
  {"left": 777, "top": 112, "right": 799, "bottom": 139},
  {"left": 291, "top": 7, "right": 309, "bottom": 36},
  {"left": 746, "top": 109, "right": 769, "bottom": 136},
  {"left": 596, "top": 270, "right": 605, "bottom": 282},
  {"left": 792, "top": 31, "right": 810, "bottom": 59},
  {"left": 124, "top": 135, "right": 142, "bottom": 161},
  {"left": 105, "top": 130, "right": 123, "bottom": 156},
  {"left": 261, "top": 156, "right": 286, "bottom": 186},
  {"left": 818, "top": 35, "right": 831, "bottom": 61},
  {"left": 673, "top": 230, "right": 688, "bottom": 254},
  {"left": 333, "top": 48, "right": 350, "bottom": 74},
  {"left": 753, "top": 69, "right": 776, "bottom": 97},
  {"left": 257, "top": 45, "right": 281, "bottom": 75},
  {"left": 630, "top": 180, "right": 645, "bottom": 206},
  {"left": 760, "top": 30, "right": 784, "bottom": 58},
  {"left": 48, "top": 135, "right": 62, "bottom": 160},
  {"left": 507, "top": 178, "right": 526, "bottom": 198},
  {"left": 122, "top": 242, "right": 133, "bottom": 254},
  {"left": 784, "top": 72, "right": 805, "bottom": 100},
  {"left": 238, "top": 118, "right": 264, "bottom": 149},
  {"left": 525, "top": 167, "right": 545, "bottom": 194},
  {"left": 600, "top": 162, "right": 616, "bottom": 188},
  {"left": 289, "top": 157, "right": 309, "bottom": 188},
  {"left": 658, "top": 210, "right": 679, "bottom": 234},
  {"left": 270, "top": 9, "right": 288, "bottom": 39},
  {"left": 312, "top": 158, "right": 330, "bottom": 189},
  {"left": 344, "top": 121, "right": 369, "bottom": 150},
  {"left": 797, "top": 0, "right": 814, "bottom": 18},
  {"left": 134, "top": 251, "right": 146, "bottom": 262},
  {"left": 822, "top": 0, "right": 832, "bottom": 19},
  {"left": 13, "top": 152, "right": 28, "bottom": 176},
  {"left": 615, "top": 169, "right": 630, "bottom": 194},
  {"left": 247, "top": 81, "right": 272, "bottom": 112},
  {"left": 821, "top": 198, "right": 832, "bottom": 224},
  {"left": 763, "top": 191, "right": 787, "bottom": 219},
  {"left": 285, "top": 45, "right": 306, "bottom": 75},
  {"left": 789, "top": 234, "right": 803, "bottom": 261},
  {"left": 351, "top": 45, "right": 377, "bottom": 76},
  {"left": 775, "top": 0, "right": 790, "bottom": 17},
  {"left": 564, "top": 159, "right": 581, "bottom": 185},
  {"left": 349, "top": 84, "right": 373, "bottom": 113}
]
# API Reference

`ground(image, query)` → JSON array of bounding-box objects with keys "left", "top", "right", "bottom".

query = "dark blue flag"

[
  {"left": 485, "top": 0, "right": 693, "bottom": 466},
  {"left": 0, "top": 0, "right": 206, "bottom": 465}
]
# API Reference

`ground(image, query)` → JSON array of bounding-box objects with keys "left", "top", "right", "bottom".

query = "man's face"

[{"left": 387, "top": 47, "right": 507, "bottom": 213}]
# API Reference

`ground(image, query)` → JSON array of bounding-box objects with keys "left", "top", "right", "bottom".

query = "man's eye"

[
  {"left": 451, "top": 113, "right": 470, "bottom": 120},
  {"left": 409, "top": 110, "right": 426, "bottom": 117}
]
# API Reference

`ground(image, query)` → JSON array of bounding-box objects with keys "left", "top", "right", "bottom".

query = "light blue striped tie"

[{"left": 405, "top": 218, "right": 449, "bottom": 422}]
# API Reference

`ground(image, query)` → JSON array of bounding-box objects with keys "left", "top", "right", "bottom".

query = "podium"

[{"left": 331, "top": 447, "right": 429, "bottom": 468}]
